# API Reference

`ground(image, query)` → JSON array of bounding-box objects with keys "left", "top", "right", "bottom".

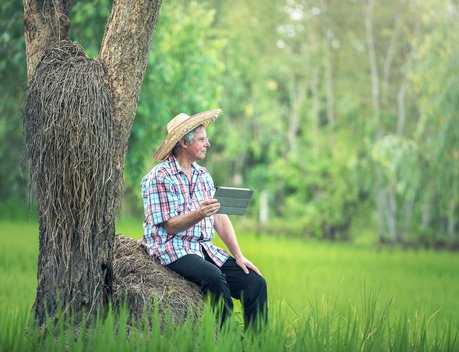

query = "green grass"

[{"left": 1, "top": 219, "right": 459, "bottom": 351}]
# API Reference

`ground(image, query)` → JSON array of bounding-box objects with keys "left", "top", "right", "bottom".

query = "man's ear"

[{"left": 179, "top": 138, "right": 188, "bottom": 149}]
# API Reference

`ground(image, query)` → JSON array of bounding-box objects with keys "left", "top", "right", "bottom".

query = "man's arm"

[
  {"left": 162, "top": 198, "right": 220, "bottom": 234},
  {"left": 214, "top": 214, "right": 262, "bottom": 276}
]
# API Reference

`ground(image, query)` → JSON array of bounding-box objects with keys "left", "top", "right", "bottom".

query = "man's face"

[{"left": 186, "top": 127, "right": 211, "bottom": 161}]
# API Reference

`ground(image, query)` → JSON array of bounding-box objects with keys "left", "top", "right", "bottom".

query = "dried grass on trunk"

[
  {"left": 113, "top": 235, "right": 204, "bottom": 324},
  {"left": 24, "top": 40, "right": 115, "bottom": 269}
]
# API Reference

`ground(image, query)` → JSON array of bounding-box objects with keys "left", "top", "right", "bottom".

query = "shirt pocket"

[{"left": 197, "top": 182, "right": 213, "bottom": 201}]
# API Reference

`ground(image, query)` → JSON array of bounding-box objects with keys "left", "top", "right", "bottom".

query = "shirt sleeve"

[
  {"left": 203, "top": 171, "right": 216, "bottom": 198},
  {"left": 142, "top": 174, "right": 179, "bottom": 226}
]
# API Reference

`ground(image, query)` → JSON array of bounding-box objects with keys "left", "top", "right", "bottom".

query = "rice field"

[{"left": 1, "top": 219, "right": 458, "bottom": 351}]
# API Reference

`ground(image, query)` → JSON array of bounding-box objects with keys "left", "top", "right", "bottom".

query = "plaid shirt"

[{"left": 141, "top": 155, "right": 230, "bottom": 267}]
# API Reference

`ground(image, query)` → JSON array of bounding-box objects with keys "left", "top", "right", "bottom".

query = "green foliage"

[
  {"left": 409, "top": 2, "right": 459, "bottom": 240},
  {"left": 70, "top": 0, "right": 111, "bottom": 58},
  {"left": 370, "top": 135, "right": 423, "bottom": 239},
  {"left": 0, "top": 1, "right": 27, "bottom": 201},
  {"left": 123, "top": 1, "right": 225, "bottom": 215},
  {"left": 247, "top": 153, "right": 359, "bottom": 240},
  {"left": 371, "top": 135, "right": 420, "bottom": 195},
  {"left": 1, "top": 0, "right": 458, "bottom": 243}
]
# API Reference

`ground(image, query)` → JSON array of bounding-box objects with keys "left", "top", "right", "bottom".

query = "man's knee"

[
  {"left": 255, "top": 274, "right": 267, "bottom": 291},
  {"left": 245, "top": 273, "right": 267, "bottom": 301}
]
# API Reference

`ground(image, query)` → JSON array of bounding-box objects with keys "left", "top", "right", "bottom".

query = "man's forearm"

[
  {"left": 163, "top": 210, "right": 204, "bottom": 235},
  {"left": 215, "top": 214, "right": 243, "bottom": 258},
  {"left": 215, "top": 214, "right": 262, "bottom": 275},
  {"left": 163, "top": 198, "right": 220, "bottom": 235}
]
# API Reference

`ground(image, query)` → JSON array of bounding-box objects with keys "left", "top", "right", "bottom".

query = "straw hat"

[{"left": 152, "top": 109, "right": 223, "bottom": 161}]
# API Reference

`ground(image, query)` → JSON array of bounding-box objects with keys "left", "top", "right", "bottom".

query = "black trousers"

[{"left": 167, "top": 251, "right": 268, "bottom": 328}]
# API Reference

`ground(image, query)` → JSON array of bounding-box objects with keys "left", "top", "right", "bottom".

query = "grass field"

[{"left": 1, "top": 218, "right": 458, "bottom": 351}]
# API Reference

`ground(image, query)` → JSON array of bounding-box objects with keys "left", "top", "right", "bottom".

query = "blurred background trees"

[{"left": 1, "top": 0, "right": 457, "bottom": 246}]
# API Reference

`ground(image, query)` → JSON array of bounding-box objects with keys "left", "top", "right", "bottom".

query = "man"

[{"left": 141, "top": 109, "right": 267, "bottom": 329}]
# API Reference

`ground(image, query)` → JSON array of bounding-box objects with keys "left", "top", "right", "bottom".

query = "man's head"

[
  {"left": 152, "top": 109, "right": 222, "bottom": 161},
  {"left": 172, "top": 125, "right": 211, "bottom": 161}
]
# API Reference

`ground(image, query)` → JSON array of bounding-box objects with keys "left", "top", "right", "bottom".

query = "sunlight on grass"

[{"left": 1, "top": 220, "right": 458, "bottom": 350}]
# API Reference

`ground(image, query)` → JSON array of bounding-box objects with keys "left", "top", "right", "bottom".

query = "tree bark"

[
  {"left": 99, "top": 0, "right": 162, "bottom": 166},
  {"left": 23, "top": 0, "right": 162, "bottom": 326},
  {"left": 23, "top": 0, "right": 72, "bottom": 79}
]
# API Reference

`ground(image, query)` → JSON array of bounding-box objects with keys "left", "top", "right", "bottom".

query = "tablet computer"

[{"left": 214, "top": 186, "right": 253, "bottom": 215}]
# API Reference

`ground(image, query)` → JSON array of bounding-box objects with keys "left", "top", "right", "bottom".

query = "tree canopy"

[{"left": 1, "top": 0, "right": 458, "bottom": 245}]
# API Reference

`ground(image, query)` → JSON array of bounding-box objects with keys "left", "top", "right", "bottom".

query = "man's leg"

[
  {"left": 220, "top": 257, "right": 268, "bottom": 329},
  {"left": 167, "top": 254, "right": 234, "bottom": 322}
]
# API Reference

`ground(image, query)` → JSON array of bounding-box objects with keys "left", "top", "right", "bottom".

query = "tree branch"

[
  {"left": 99, "top": 0, "right": 162, "bottom": 157},
  {"left": 23, "top": 0, "right": 72, "bottom": 79}
]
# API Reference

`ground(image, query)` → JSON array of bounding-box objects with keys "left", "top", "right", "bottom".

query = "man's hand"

[
  {"left": 236, "top": 255, "right": 262, "bottom": 276},
  {"left": 163, "top": 199, "right": 219, "bottom": 234},
  {"left": 198, "top": 198, "right": 220, "bottom": 217},
  {"left": 214, "top": 213, "right": 262, "bottom": 276}
]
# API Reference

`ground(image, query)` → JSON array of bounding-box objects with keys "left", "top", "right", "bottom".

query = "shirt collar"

[{"left": 167, "top": 154, "right": 206, "bottom": 175}]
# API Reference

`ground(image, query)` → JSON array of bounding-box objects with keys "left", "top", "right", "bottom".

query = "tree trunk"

[
  {"left": 381, "top": 4, "right": 402, "bottom": 104},
  {"left": 397, "top": 4, "right": 421, "bottom": 135},
  {"left": 23, "top": 0, "right": 72, "bottom": 80},
  {"left": 287, "top": 74, "right": 306, "bottom": 155},
  {"left": 324, "top": 30, "right": 335, "bottom": 131},
  {"left": 259, "top": 189, "right": 269, "bottom": 225},
  {"left": 365, "top": 0, "right": 387, "bottom": 241},
  {"left": 311, "top": 66, "right": 321, "bottom": 155},
  {"left": 447, "top": 198, "right": 456, "bottom": 240},
  {"left": 23, "top": 0, "right": 162, "bottom": 326},
  {"left": 99, "top": 0, "right": 162, "bottom": 165},
  {"left": 384, "top": 186, "right": 398, "bottom": 242}
]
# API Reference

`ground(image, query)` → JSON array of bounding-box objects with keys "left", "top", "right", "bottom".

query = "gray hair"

[{"left": 172, "top": 124, "right": 204, "bottom": 155}]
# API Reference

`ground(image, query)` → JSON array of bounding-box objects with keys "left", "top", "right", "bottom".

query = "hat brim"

[{"left": 152, "top": 109, "right": 223, "bottom": 161}]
